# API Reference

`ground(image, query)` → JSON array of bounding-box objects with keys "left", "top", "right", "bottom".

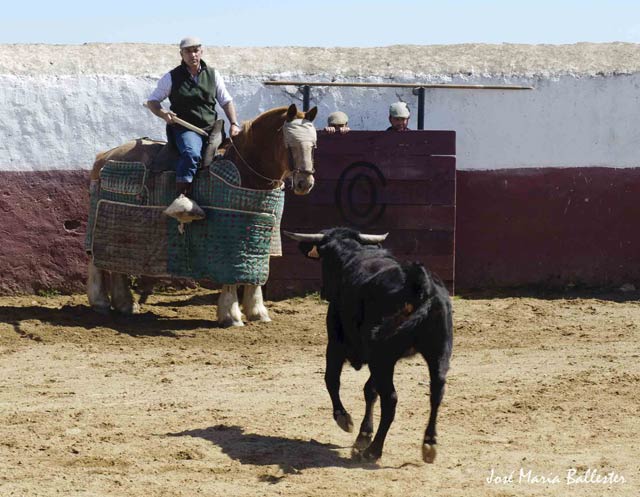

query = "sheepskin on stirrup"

[{"left": 163, "top": 194, "right": 205, "bottom": 222}]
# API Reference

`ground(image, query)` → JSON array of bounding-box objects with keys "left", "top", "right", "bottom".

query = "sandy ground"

[{"left": 0, "top": 289, "right": 638, "bottom": 497}]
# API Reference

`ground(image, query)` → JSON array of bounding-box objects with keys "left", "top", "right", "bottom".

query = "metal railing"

[{"left": 264, "top": 81, "right": 534, "bottom": 130}]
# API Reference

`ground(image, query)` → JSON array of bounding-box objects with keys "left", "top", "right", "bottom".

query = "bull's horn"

[
  {"left": 358, "top": 233, "right": 389, "bottom": 244},
  {"left": 282, "top": 230, "right": 325, "bottom": 243}
]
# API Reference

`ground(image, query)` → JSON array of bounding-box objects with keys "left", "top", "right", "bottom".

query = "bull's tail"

[
  {"left": 371, "top": 296, "right": 434, "bottom": 343},
  {"left": 371, "top": 262, "right": 436, "bottom": 342}
]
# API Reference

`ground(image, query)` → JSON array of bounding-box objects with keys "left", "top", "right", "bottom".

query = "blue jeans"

[{"left": 167, "top": 125, "right": 205, "bottom": 183}]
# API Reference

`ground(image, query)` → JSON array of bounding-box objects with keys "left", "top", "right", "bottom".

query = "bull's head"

[{"left": 283, "top": 228, "right": 388, "bottom": 259}]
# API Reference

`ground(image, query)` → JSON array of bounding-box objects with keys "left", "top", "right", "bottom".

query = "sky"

[{"left": 1, "top": 0, "right": 640, "bottom": 46}]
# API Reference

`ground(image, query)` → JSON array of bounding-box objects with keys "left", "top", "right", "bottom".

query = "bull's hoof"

[
  {"left": 351, "top": 446, "right": 380, "bottom": 463},
  {"left": 354, "top": 431, "right": 373, "bottom": 450},
  {"left": 422, "top": 443, "right": 437, "bottom": 463},
  {"left": 334, "top": 411, "right": 354, "bottom": 432}
]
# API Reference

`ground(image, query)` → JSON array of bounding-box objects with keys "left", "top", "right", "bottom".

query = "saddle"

[{"left": 148, "top": 119, "right": 226, "bottom": 173}]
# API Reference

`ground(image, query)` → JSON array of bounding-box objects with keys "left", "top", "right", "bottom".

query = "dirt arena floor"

[{"left": 0, "top": 288, "right": 638, "bottom": 497}]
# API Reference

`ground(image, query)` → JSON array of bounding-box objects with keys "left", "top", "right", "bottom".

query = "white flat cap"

[
  {"left": 179, "top": 37, "right": 202, "bottom": 49},
  {"left": 389, "top": 101, "right": 410, "bottom": 118},
  {"left": 327, "top": 111, "right": 349, "bottom": 126}
]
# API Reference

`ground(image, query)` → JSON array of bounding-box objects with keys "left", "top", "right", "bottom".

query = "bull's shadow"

[
  {"left": 0, "top": 303, "right": 219, "bottom": 338},
  {"left": 169, "top": 425, "right": 376, "bottom": 473}
]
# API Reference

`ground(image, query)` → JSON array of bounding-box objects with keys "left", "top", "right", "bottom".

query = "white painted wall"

[{"left": 2, "top": 72, "right": 640, "bottom": 172}]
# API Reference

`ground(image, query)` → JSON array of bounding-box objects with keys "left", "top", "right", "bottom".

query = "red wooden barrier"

[{"left": 267, "top": 130, "right": 456, "bottom": 299}]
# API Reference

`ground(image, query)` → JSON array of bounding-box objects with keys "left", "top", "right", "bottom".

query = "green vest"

[{"left": 169, "top": 60, "right": 218, "bottom": 131}]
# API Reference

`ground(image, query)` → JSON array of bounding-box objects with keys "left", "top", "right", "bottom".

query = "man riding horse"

[{"left": 145, "top": 36, "right": 241, "bottom": 221}]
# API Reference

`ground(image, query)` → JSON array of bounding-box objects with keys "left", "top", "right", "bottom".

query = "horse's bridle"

[{"left": 228, "top": 120, "right": 317, "bottom": 188}]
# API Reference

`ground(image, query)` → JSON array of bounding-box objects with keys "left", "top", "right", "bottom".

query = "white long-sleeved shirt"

[{"left": 148, "top": 66, "right": 232, "bottom": 107}]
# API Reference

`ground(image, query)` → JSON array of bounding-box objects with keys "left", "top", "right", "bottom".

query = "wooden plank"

[
  {"left": 265, "top": 276, "right": 454, "bottom": 300},
  {"left": 280, "top": 230, "right": 454, "bottom": 257},
  {"left": 318, "top": 131, "right": 455, "bottom": 156},
  {"left": 313, "top": 155, "right": 455, "bottom": 181},
  {"left": 282, "top": 205, "right": 455, "bottom": 231},
  {"left": 286, "top": 179, "right": 456, "bottom": 206},
  {"left": 270, "top": 252, "right": 452, "bottom": 280}
]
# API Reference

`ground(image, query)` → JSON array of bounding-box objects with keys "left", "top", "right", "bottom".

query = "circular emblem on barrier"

[{"left": 335, "top": 161, "right": 387, "bottom": 228}]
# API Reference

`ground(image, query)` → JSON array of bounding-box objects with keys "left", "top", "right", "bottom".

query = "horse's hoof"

[
  {"left": 335, "top": 412, "right": 354, "bottom": 433},
  {"left": 246, "top": 313, "right": 271, "bottom": 323},
  {"left": 91, "top": 305, "right": 111, "bottom": 315},
  {"left": 219, "top": 318, "right": 245, "bottom": 328},
  {"left": 422, "top": 443, "right": 437, "bottom": 463},
  {"left": 354, "top": 432, "right": 373, "bottom": 450}
]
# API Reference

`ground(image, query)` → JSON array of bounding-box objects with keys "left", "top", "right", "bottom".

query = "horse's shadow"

[
  {"left": 169, "top": 424, "right": 375, "bottom": 473},
  {"left": 0, "top": 303, "right": 219, "bottom": 338}
]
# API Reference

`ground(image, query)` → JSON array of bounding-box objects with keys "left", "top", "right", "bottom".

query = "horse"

[{"left": 87, "top": 104, "right": 318, "bottom": 327}]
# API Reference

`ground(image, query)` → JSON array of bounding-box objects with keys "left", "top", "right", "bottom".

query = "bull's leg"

[
  {"left": 359, "top": 363, "right": 397, "bottom": 462},
  {"left": 87, "top": 262, "right": 111, "bottom": 314},
  {"left": 420, "top": 358, "right": 447, "bottom": 464},
  {"left": 218, "top": 284, "right": 244, "bottom": 327},
  {"left": 325, "top": 340, "right": 353, "bottom": 432},
  {"left": 241, "top": 285, "right": 271, "bottom": 322},
  {"left": 418, "top": 302, "right": 452, "bottom": 463},
  {"left": 354, "top": 374, "right": 378, "bottom": 449},
  {"left": 110, "top": 273, "right": 140, "bottom": 314}
]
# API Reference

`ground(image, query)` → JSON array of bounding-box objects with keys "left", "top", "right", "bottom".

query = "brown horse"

[{"left": 87, "top": 104, "right": 318, "bottom": 327}]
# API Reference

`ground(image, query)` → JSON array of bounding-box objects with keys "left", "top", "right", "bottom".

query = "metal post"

[
  {"left": 417, "top": 87, "right": 425, "bottom": 130},
  {"left": 302, "top": 85, "right": 310, "bottom": 111}
]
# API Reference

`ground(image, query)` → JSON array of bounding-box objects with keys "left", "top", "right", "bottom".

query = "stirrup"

[{"left": 163, "top": 194, "right": 206, "bottom": 223}]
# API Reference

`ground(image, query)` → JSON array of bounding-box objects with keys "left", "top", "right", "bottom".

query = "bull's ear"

[
  {"left": 358, "top": 233, "right": 389, "bottom": 244},
  {"left": 306, "top": 244, "right": 320, "bottom": 259},
  {"left": 286, "top": 104, "right": 298, "bottom": 121},
  {"left": 298, "top": 241, "right": 321, "bottom": 259},
  {"left": 305, "top": 106, "right": 318, "bottom": 122}
]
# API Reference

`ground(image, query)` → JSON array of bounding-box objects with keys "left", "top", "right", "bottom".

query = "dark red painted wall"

[
  {"left": 2, "top": 151, "right": 640, "bottom": 296},
  {"left": 455, "top": 167, "right": 640, "bottom": 289},
  {"left": 0, "top": 170, "right": 89, "bottom": 294}
]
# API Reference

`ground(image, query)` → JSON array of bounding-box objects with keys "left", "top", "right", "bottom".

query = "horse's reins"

[{"left": 228, "top": 134, "right": 285, "bottom": 188}]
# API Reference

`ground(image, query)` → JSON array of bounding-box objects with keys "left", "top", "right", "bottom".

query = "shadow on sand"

[
  {"left": 168, "top": 424, "right": 396, "bottom": 474},
  {"left": 0, "top": 303, "right": 219, "bottom": 338}
]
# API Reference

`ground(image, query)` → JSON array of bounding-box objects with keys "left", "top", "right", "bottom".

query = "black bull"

[{"left": 284, "top": 227, "right": 453, "bottom": 463}]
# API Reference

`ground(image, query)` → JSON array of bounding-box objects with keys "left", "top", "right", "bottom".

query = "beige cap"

[
  {"left": 389, "top": 101, "right": 410, "bottom": 118},
  {"left": 327, "top": 111, "right": 349, "bottom": 126},
  {"left": 179, "top": 37, "right": 202, "bottom": 49}
]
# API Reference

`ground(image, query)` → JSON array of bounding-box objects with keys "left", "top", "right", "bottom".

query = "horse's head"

[{"left": 283, "top": 104, "right": 318, "bottom": 195}]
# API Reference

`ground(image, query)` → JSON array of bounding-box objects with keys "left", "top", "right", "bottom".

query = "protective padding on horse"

[{"left": 87, "top": 160, "right": 284, "bottom": 284}]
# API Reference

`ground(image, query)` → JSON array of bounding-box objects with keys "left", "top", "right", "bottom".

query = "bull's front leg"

[
  {"left": 241, "top": 285, "right": 271, "bottom": 322},
  {"left": 325, "top": 340, "right": 353, "bottom": 432},
  {"left": 218, "top": 284, "right": 244, "bottom": 327}
]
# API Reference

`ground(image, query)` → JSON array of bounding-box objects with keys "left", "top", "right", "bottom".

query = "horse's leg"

[
  {"left": 87, "top": 262, "right": 111, "bottom": 314},
  {"left": 110, "top": 273, "right": 140, "bottom": 314},
  {"left": 218, "top": 284, "right": 244, "bottom": 327},
  {"left": 136, "top": 276, "right": 156, "bottom": 305},
  {"left": 241, "top": 285, "right": 271, "bottom": 322}
]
